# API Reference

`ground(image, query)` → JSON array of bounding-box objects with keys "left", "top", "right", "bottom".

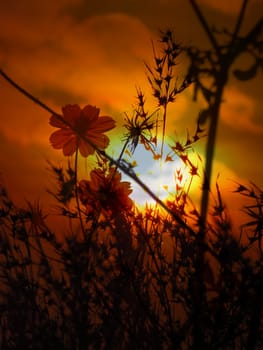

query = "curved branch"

[
  {"left": 232, "top": 0, "right": 248, "bottom": 40},
  {"left": 189, "top": 0, "right": 221, "bottom": 57}
]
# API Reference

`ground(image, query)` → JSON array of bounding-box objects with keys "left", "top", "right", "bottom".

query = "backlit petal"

[
  {"left": 62, "top": 136, "right": 77, "bottom": 156},
  {"left": 78, "top": 139, "right": 95, "bottom": 157},
  {"left": 49, "top": 129, "right": 73, "bottom": 148},
  {"left": 90, "top": 169, "right": 103, "bottom": 190},
  {"left": 49, "top": 114, "right": 66, "bottom": 128},
  {"left": 62, "top": 104, "right": 81, "bottom": 124},
  {"left": 86, "top": 133, "right": 110, "bottom": 149},
  {"left": 82, "top": 105, "right": 100, "bottom": 122},
  {"left": 89, "top": 116, "right": 116, "bottom": 133}
]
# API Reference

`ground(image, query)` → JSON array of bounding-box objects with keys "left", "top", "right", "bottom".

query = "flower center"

[{"left": 75, "top": 115, "right": 90, "bottom": 134}]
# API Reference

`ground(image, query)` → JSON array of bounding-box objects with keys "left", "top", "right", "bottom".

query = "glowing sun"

[{"left": 120, "top": 144, "right": 198, "bottom": 206}]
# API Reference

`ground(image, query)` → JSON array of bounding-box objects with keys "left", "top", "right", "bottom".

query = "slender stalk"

[
  {"left": 189, "top": 0, "right": 220, "bottom": 57},
  {"left": 232, "top": 0, "right": 248, "bottom": 41},
  {"left": 200, "top": 86, "right": 225, "bottom": 225},
  {"left": 110, "top": 136, "right": 131, "bottom": 181},
  {"left": 74, "top": 146, "right": 86, "bottom": 240},
  {"left": 117, "top": 137, "right": 130, "bottom": 164},
  {"left": 161, "top": 103, "right": 168, "bottom": 158},
  {"left": 138, "top": 224, "right": 174, "bottom": 340}
]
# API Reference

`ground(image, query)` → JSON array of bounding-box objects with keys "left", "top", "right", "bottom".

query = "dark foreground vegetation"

[
  {"left": 0, "top": 179, "right": 262, "bottom": 349},
  {"left": 0, "top": 0, "right": 262, "bottom": 348}
]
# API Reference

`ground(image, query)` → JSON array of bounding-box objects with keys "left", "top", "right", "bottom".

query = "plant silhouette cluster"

[
  {"left": 0, "top": 170, "right": 262, "bottom": 350},
  {"left": 0, "top": 1, "right": 262, "bottom": 349},
  {"left": 0, "top": 173, "right": 262, "bottom": 349}
]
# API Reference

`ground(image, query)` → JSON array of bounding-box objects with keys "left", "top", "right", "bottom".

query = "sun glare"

[{"left": 119, "top": 143, "right": 199, "bottom": 206}]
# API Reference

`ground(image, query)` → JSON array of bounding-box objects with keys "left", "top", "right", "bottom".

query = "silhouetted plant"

[
  {"left": 0, "top": 2, "right": 262, "bottom": 348},
  {"left": 180, "top": 2, "right": 263, "bottom": 346},
  {"left": 184, "top": 0, "right": 262, "bottom": 224}
]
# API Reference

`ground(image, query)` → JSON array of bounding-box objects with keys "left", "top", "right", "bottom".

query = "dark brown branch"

[
  {"left": 232, "top": 0, "right": 248, "bottom": 40},
  {"left": 189, "top": 0, "right": 221, "bottom": 57}
]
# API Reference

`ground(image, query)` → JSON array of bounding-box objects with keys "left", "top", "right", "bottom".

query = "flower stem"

[
  {"left": 160, "top": 104, "right": 167, "bottom": 158},
  {"left": 74, "top": 146, "right": 86, "bottom": 240},
  {"left": 110, "top": 137, "right": 131, "bottom": 181}
]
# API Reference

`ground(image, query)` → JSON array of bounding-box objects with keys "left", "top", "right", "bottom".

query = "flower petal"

[
  {"left": 62, "top": 136, "right": 77, "bottom": 156},
  {"left": 89, "top": 116, "right": 116, "bottom": 133},
  {"left": 90, "top": 169, "right": 104, "bottom": 191},
  {"left": 82, "top": 105, "right": 100, "bottom": 122},
  {"left": 86, "top": 133, "right": 110, "bottom": 149},
  {"left": 49, "top": 114, "right": 66, "bottom": 128},
  {"left": 50, "top": 129, "right": 74, "bottom": 147},
  {"left": 78, "top": 139, "right": 95, "bottom": 157},
  {"left": 62, "top": 104, "right": 81, "bottom": 124}
]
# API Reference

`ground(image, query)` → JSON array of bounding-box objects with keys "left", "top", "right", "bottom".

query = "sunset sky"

[{"left": 0, "top": 0, "right": 262, "bottom": 225}]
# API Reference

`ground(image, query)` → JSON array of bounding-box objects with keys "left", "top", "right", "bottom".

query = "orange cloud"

[
  {"left": 0, "top": 82, "right": 52, "bottom": 147},
  {"left": 221, "top": 86, "right": 263, "bottom": 134},
  {"left": 1, "top": 9, "right": 158, "bottom": 143},
  {"left": 1, "top": 11, "right": 154, "bottom": 103},
  {"left": 1, "top": 0, "right": 262, "bottom": 218},
  {"left": 199, "top": 0, "right": 261, "bottom": 15}
]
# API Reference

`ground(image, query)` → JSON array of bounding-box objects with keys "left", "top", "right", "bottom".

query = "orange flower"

[
  {"left": 49, "top": 104, "right": 116, "bottom": 157},
  {"left": 79, "top": 167, "right": 133, "bottom": 215}
]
